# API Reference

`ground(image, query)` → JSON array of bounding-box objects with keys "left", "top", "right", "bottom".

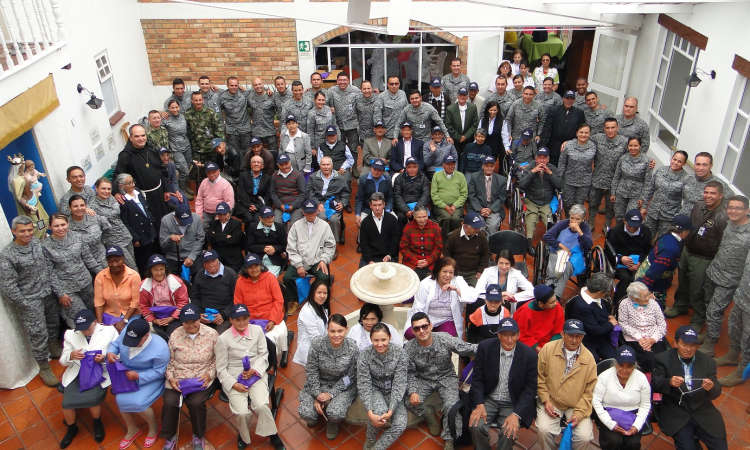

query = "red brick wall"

[{"left": 141, "top": 19, "right": 299, "bottom": 85}]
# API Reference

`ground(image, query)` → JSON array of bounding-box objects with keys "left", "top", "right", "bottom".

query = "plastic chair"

[{"left": 489, "top": 230, "right": 529, "bottom": 278}]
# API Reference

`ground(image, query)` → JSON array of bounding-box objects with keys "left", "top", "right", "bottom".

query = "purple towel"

[
  {"left": 237, "top": 356, "right": 261, "bottom": 388},
  {"left": 178, "top": 377, "right": 206, "bottom": 396},
  {"left": 611, "top": 325, "right": 622, "bottom": 348},
  {"left": 150, "top": 305, "right": 177, "bottom": 319},
  {"left": 604, "top": 407, "right": 637, "bottom": 430},
  {"left": 248, "top": 319, "right": 269, "bottom": 333},
  {"left": 106, "top": 360, "right": 140, "bottom": 394},
  {"left": 78, "top": 350, "right": 105, "bottom": 392},
  {"left": 461, "top": 360, "right": 474, "bottom": 385},
  {"left": 101, "top": 313, "right": 122, "bottom": 325}
]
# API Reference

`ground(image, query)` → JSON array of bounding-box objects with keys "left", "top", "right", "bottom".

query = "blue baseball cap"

[
  {"left": 625, "top": 209, "right": 643, "bottom": 228},
  {"left": 325, "top": 125, "right": 337, "bottom": 136},
  {"left": 106, "top": 245, "right": 124, "bottom": 258},
  {"left": 175, "top": 204, "right": 193, "bottom": 226},
  {"left": 405, "top": 157, "right": 418, "bottom": 166},
  {"left": 74, "top": 309, "right": 96, "bottom": 331},
  {"left": 260, "top": 206, "right": 274, "bottom": 218},
  {"left": 285, "top": 114, "right": 298, "bottom": 123},
  {"left": 250, "top": 137, "right": 262, "bottom": 146},
  {"left": 230, "top": 304, "right": 250, "bottom": 318},
  {"left": 303, "top": 199, "right": 318, "bottom": 213},
  {"left": 469, "top": 82, "right": 479, "bottom": 91},
  {"left": 615, "top": 345, "right": 637, "bottom": 364},
  {"left": 442, "top": 154, "right": 457, "bottom": 164},
  {"left": 211, "top": 138, "right": 224, "bottom": 149},
  {"left": 401, "top": 121, "right": 412, "bottom": 129},
  {"left": 457, "top": 87, "right": 468, "bottom": 96},
  {"left": 430, "top": 77, "right": 442, "bottom": 87},
  {"left": 534, "top": 284, "right": 555, "bottom": 303},
  {"left": 482, "top": 155, "right": 496, "bottom": 165},
  {"left": 122, "top": 319, "right": 150, "bottom": 347},
  {"left": 563, "top": 319, "right": 586, "bottom": 335},
  {"left": 204, "top": 161, "right": 220, "bottom": 172},
  {"left": 215, "top": 202, "right": 231, "bottom": 214},
  {"left": 675, "top": 325, "right": 700, "bottom": 344},
  {"left": 432, "top": 126, "right": 444, "bottom": 134},
  {"left": 374, "top": 120, "right": 385, "bottom": 128},
  {"left": 464, "top": 212, "right": 485, "bottom": 229},
  {"left": 202, "top": 249, "right": 219, "bottom": 261},
  {"left": 179, "top": 305, "right": 202, "bottom": 322},
  {"left": 497, "top": 317, "right": 519, "bottom": 333},
  {"left": 521, "top": 128, "right": 533, "bottom": 140},
  {"left": 277, "top": 153, "right": 291, "bottom": 163},
  {"left": 485, "top": 284, "right": 503, "bottom": 302},
  {"left": 147, "top": 254, "right": 167, "bottom": 267},
  {"left": 371, "top": 159, "right": 386, "bottom": 171},
  {"left": 563, "top": 90, "right": 576, "bottom": 99},
  {"left": 673, "top": 214, "right": 697, "bottom": 231},
  {"left": 536, "top": 147, "right": 550, "bottom": 156},
  {"left": 244, "top": 253, "right": 261, "bottom": 267},
  {"left": 158, "top": 147, "right": 171, "bottom": 154}
]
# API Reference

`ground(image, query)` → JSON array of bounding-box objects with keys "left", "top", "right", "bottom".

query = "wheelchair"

[{"left": 533, "top": 240, "right": 608, "bottom": 296}]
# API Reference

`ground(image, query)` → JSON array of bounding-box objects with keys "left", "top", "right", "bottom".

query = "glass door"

[{"left": 587, "top": 29, "right": 637, "bottom": 114}]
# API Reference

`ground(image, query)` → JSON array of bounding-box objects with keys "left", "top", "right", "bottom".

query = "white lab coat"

[
  {"left": 405, "top": 276, "right": 476, "bottom": 339},
  {"left": 60, "top": 323, "right": 120, "bottom": 388}
]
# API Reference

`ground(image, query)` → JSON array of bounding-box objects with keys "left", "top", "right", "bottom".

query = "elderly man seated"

[
  {"left": 567, "top": 273, "right": 617, "bottom": 362},
  {"left": 306, "top": 155, "right": 352, "bottom": 243},
  {"left": 467, "top": 155, "right": 507, "bottom": 236},
  {"left": 518, "top": 147, "right": 563, "bottom": 256},
  {"left": 617, "top": 281, "right": 668, "bottom": 372},
  {"left": 393, "top": 156, "right": 431, "bottom": 229},
  {"left": 606, "top": 209, "right": 652, "bottom": 304},
  {"left": 282, "top": 199, "right": 336, "bottom": 315}
]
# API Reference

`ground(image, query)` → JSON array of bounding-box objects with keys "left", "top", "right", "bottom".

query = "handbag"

[
  {"left": 101, "top": 313, "right": 122, "bottom": 325},
  {"left": 610, "top": 325, "right": 622, "bottom": 348},
  {"left": 78, "top": 350, "right": 105, "bottom": 392},
  {"left": 237, "top": 356, "right": 261, "bottom": 389},
  {"left": 559, "top": 423, "right": 574, "bottom": 450},
  {"left": 604, "top": 407, "right": 637, "bottom": 430},
  {"left": 248, "top": 319, "right": 269, "bottom": 333},
  {"left": 150, "top": 305, "right": 177, "bottom": 319},
  {"left": 178, "top": 377, "right": 206, "bottom": 396},
  {"left": 296, "top": 276, "right": 312, "bottom": 304},
  {"left": 106, "top": 360, "right": 140, "bottom": 394}
]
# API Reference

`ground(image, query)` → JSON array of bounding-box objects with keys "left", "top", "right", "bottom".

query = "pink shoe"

[
  {"left": 119, "top": 429, "right": 142, "bottom": 450},
  {"left": 143, "top": 427, "right": 161, "bottom": 448}
]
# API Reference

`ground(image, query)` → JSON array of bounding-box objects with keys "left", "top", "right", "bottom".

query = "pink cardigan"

[{"left": 195, "top": 176, "right": 235, "bottom": 216}]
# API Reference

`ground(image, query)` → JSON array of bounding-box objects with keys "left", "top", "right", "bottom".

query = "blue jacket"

[
  {"left": 389, "top": 137, "right": 425, "bottom": 172},
  {"left": 355, "top": 172, "right": 393, "bottom": 215},
  {"left": 637, "top": 232, "right": 681, "bottom": 293},
  {"left": 569, "top": 294, "right": 617, "bottom": 361}
]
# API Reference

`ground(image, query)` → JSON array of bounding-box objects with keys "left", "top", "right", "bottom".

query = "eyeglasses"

[
  {"left": 412, "top": 324, "right": 430, "bottom": 332},
  {"left": 727, "top": 206, "right": 748, "bottom": 211}
]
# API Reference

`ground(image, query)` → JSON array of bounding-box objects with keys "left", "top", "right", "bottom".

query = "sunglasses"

[{"left": 412, "top": 324, "right": 430, "bottom": 332}]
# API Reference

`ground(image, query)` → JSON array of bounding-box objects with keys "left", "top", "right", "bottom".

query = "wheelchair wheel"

[
  {"left": 511, "top": 188, "right": 525, "bottom": 234},
  {"left": 590, "top": 245, "right": 608, "bottom": 275},
  {"left": 533, "top": 241, "right": 548, "bottom": 285},
  {"left": 501, "top": 153, "right": 512, "bottom": 177}
]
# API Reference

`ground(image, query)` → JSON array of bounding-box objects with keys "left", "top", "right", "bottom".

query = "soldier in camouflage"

[
  {"left": 441, "top": 58, "right": 471, "bottom": 103},
  {"left": 480, "top": 76, "right": 515, "bottom": 120},
  {"left": 197, "top": 75, "right": 223, "bottom": 115},
  {"left": 583, "top": 92, "right": 614, "bottom": 136},
  {"left": 272, "top": 76, "right": 293, "bottom": 120},
  {"left": 356, "top": 80, "right": 380, "bottom": 153},
  {"left": 574, "top": 78, "right": 588, "bottom": 109},
  {"left": 185, "top": 91, "right": 224, "bottom": 181},
  {"left": 374, "top": 75, "right": 408, "bottom": 144},
  {"left": 535, "top": 78, "right": 563, "bottom": 115},
  {"left": 589, "top": 118, "right": 628, "bottom": 230},
  {"left": 247, "top": 77, "right": 279, "bottom": 151},
  {"left": 145, "top": 110, "right": 170, "bottom": 151},
  {"left": 680, "top": 152, "right": 733, "bottom": 215},
  {"left": 162, "top": 77, "right": 193, "bottom": 114},
  {"left": 327, "top": 72, "right": 362, "bottom": 178},
  {"left": 219, "top": 76, "right": 252, "bottom": 161},
  {"left": 0, "top": 216, "right": 61, "bottom": 386},
  {"left": 506, "top": 86, "right": 547, "bottom": 141},
  {"left": 281, "top": 81, "right": 313, "bottom": 135},
  {"left": 397, "top": 90, "right": 451, "bottom": 145},
  {"left": 616, "top": 97, "right": 651, "bottom": 153},
  {"left": 58, "top": 166, "right": 97, "bottom": 217},
  {"left": 302, "top": 72, "right": 325, "bottom": 103}
]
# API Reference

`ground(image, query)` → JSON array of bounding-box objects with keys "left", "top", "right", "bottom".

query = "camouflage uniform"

[
  {"left": 327, "top": 85, "right": 362, "bottom": 170},
  {"left": 356, "top": 93, "right": 380, "bottom": 142},
  {"left": 396, "top": 103, "right": 448, "bottom": 143},
  {"left": 680, "top": 173, "right": 733, "bottom": 216},
  {"left": 640, "top": 166, "right": 688, "bottom": 238},
  {"left": 557, "top": 139, "right": 597, "bottom": 217},
  {"left": 0, "top": 238, "right": 59, "bottom": 362},
  {"left": 584, "top": 106, "right": 614, "bottom": 136},
  {"left": 58, "top": 186, "right": 97, "bottom": 217},
  {"left": 535, "top": 91, "right": 563, "bottom": 115},
  {"left": 374, "top": 90, "right": 408, "bottom": 139},
  {"left": 616, "top": 114, "right": 650, "bottom": 153},
  {"left": 280, "top": 97, "right": 314, "bottom": 135},
  {"left": 481, "top": 91, "right": 515, "bottom": 119},
  {"left": 506, "top": 99, "right": 547, "bottom": 141},
  {"left": 219, "top": 90, "right": 252, "bottom": 160},
  {"left": 199, "top": 88, "right": 223, "bottom": 115},
  {"left": 588, "top": 134, "right": 628, "bottom": 228},
  {"left": 247, "top": 91, "right": 278, "bottom": 149},
  {"left": 273, "top": 89, "right": 293, "bottom": 119},
  {"left": 441, "top": 74, "right": 471, "bottom": 103},
  {"left": 146, "top": 125, "right": 170, "bottom": 151},
  {"left": 163, "top": 92, "right": 193, "bottom": 113},
  {"left": 185, "top": 106, "right": 224, "bottom": 166},
  {"left": 162, "top": 112, "right": 192, "bottom": 192}
]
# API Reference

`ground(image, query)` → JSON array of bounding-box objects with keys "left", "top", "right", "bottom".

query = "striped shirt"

[{"left": 490, "top": 348, "right": 515, "bottom": 402}]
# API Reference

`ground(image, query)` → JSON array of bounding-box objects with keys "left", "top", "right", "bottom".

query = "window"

[
  {"left": 648, "top": 30, "right": 698, "bottom": 150},
  {"left": 719, "top": 76, "right": 750, "bottom": 194},
  {"left": 94, "top": 51, "right": 120, "bottom": 118}
]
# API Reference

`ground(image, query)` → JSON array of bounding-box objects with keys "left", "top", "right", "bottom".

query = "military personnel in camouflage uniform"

[
  {"left": 535, "top": 78, "right": 563, "bottom": 115},
  {"left": 583, "top": 92, "right": 614, "bottom": 136},
  {"left": 480, "top": 76, "right": 515, "bottom": 119},
  {"left": 616, "top": 97, "right": 650, "bottom": 153},
  {"left": 611, "top": 137, "right": 653, "bottom": 222},
  {"left": 356, "top": 80, "right": 380, "bottom": 150},
  {"left": 397, "top": 90, "right": 451, "bottom": 144},
  {"left": 374, "top": 75, "right": 408, "bottom": 143},
  {"left": 574, "top": 78, "right": 588, "bottom": 109},
  {"left": 588, "top": 118, "right": 628, "bottom": 230},
  {"left": 302, "top": 72, "right": 325, "bottom": 103},
  {"left": 557, "top": 124, "right": 597, "bottom": 217},
  {"left": 272, "top": 76, "right": 293, "bottom": 120},
  {"left": 281, "top": 81, "right": 313, "bottom": 135},
  {"left": 327, "top": 72, "right": 362, "bottom": 177},
  {"left": 506, "top": 86, "right": 547, "bottom": 142},
  {"left": 680, "top": 152, "right": 733, "bottom": 215},
  {"left": 0, "top": 216, "right": 61, "bottom": 385},
  {"left": 185, "top": 91, "right": 224, "bottom": 181},
  {"left": 247, "top": 77, "right": 278, "bottom": 151},
  {"left": 162, "top": 77, "right": 193, "bottom": 113},
  {"left": 405, "top": 313, "right": 477, "bottom": 449},
  {"left": 58, "top": 166, "right": 97, "bottom": 217},
  {"left": 145, "top": 110, "right": 170, "bottom": 151},
  {"left": 640, "top": 151, "right": 689, "bottom": 239},
  {"left": 441, "top": 58, "right": 471, "bottom": 102},
  {"left": 219, "top": 76, "right": 252, "bottom": 161},
  {"left": 699, "top": 197, "right": 750, "bottom": 373},
  {"left": 197, "top": 75, "right": 222, "bottom": 114},
  {"left": 163, "top": 101, "right": 193, "bottom": 194}
]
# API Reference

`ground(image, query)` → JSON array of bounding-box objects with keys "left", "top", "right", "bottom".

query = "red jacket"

[
  {"left": 139, "top": 274, "right": 189, "bottom": 322},
  {"left": 233, "top": 271, "right": 284, "bottom": 325}
]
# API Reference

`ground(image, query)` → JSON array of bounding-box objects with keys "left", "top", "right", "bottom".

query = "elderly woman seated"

[
  {"left": 138, "top": 254, "right": 189, "bottom": 337},
  {"left": 592, "top": 345, "right": 652, "bottom": 450},
  {"left": 347, "top": 303, "right": 403, "bottom": 351},
  {"left": 215, "top": 304, "right": 286, "bottom": 450},
  {"left": 543, "top": 203, "right": 593, "bottom": 298},
  {"left": 58, "top": 310, "right": 119, "bottom": 448},
  {"left": 617, "top": 281, "right": 669, "bottom": 372},
  {"left": 106, "top": 319, "right": 169, "bottom": 450},
  {"left": 233, "top": 253, "right": 288, "bottom": 362},
  {"left": 94, "top": 245, "right": 142, "bottom": 333},
  {"left": 399, "top": 206, "right": 443, "bottom": 280},
  {"left": 160, "top": 306, "right": 219, "bottom": 450}
]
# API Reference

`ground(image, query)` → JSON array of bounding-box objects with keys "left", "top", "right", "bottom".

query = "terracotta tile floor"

[{"left": 2, "top": 188, "right": 750, "bottom": 450}]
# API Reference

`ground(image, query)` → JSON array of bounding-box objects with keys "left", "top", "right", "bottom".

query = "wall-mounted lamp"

[
  {"left": 685, "top": 69, "right": 716, "bottom": 88},
  {"left": 76, "top": 84, "right": 103, "bottom": 109}
]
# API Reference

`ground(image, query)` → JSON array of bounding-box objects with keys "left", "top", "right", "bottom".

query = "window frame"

[
  {"left": 648, "top": 30, "right": 699, "bottom": 151},
  {"left": 717, "top": 75, "right": 750, "bottom": 192},
  {"left": 94, "top": 50, "right": 121, "bottom": 119}
]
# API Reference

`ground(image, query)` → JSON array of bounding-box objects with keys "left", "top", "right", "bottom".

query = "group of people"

[{"left": 0, "top": 55, "right": 744, "bottom": 450}]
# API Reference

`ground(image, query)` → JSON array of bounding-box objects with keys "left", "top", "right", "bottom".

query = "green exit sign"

[{"left": 298, "top": 41, "right": 310, "bottom": 53}]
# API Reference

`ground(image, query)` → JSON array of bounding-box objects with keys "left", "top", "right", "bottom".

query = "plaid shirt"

[
  {"left": 399, "top": 219, "right": 443, "bottom": 269},
  {"left": 564, "top": 346, "right": 581, "bottom": 375}
]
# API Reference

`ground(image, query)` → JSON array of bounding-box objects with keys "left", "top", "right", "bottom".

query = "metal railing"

[{"left": 0, "top": 0, "right": 65, "bottom": 77}]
